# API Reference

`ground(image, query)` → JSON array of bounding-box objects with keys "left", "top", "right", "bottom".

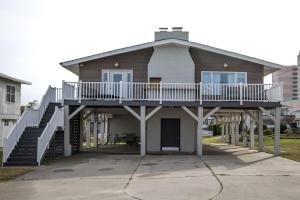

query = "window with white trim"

[
  {"left": 201, "top": 71, "right": 247, "bottom": 84},
  {"left": 6, "top": 85, "right": 15, "bottom": 103},
  {"left": 101, "top": 69, "right": 133, "bottom": 82}
]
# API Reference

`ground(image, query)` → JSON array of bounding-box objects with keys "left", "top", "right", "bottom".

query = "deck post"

[
  {"left": 239, "top": 82, "right": 243, "bottom": 105},
  {"left": 235, "top": 120, "right": 240, "bottom": 145},
  {"left": 100, "top": 114, "right": 105, "bottom": 145},
  {"left": 64, "top": 105, "right": 72, "bottom": 156},
  {"left": 86, "top": 120, "right": 91, "bottom": 149},
  {"left": 93, "top": 113, "right": 98, "bottom": 148},
  {"left": 221, "top": 121, "right": 225, "bottom": 142},
  {"left": 140, "top": 106, "right": 146, "bottom": 156},
  {"left": 119, "top": 81, "right": 123, "bottom": 104},
  {"left": 258, "top": 111, "right": 264, "bottom": 152},
  {"left": 197, "top": 107, "right": 203, "bottom": 156},
  {"left": 230, "top": 120, "right": 235, "bottom": 145},
  {"left": 61, "top": 80, "right": 65, "bottom": 106},
  {"left": 199, "top": 82, "right": 203, "bottom": 105},
  {"left": 79, "top": 111, "right": 84, "bottom": 151},
  {"left": 225, "top": 120, "right": 229, "bottom": 143},
  {"left": 159, "top": 81, "right": 163, "bottom": 104},
  {"left": 274, "top": 107, "right": 281, "bottom": 156},
  {"left": 78, "top": 80, "right": 82, "bottom": 103},
  {"left": 250, "top": 117, "right": 255, "bottom": 150}
]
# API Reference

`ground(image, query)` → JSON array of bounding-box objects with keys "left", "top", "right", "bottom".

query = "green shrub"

[
  {"left": 264, "top": 128, "right": 273, "bottom": 136},
  {"left": 208, "top": 124, "right": 221, "bottom": 136},
  {"left": 280, "top": 124, "right": 287, "bottom": 134}
]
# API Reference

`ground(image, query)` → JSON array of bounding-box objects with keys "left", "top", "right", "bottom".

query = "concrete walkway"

[
  {"left": 203, "top": 144, "right": 300, "bottom": 200},
  {"left": 0, "top": 144, "right": 300, "bottom": 200}
]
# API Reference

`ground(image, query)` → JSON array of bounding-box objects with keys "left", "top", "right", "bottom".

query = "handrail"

[
  {"left": 62, "top": 81, "right": 283, "bottom": 103},
  {"left": 37, "top": 106, "right": 64, "bottom": 165},
  {"left": 2, "top": 86, "right": 62, "bottom": 164}
]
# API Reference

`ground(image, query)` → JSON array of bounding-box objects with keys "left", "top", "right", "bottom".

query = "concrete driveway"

[{"left": 1, "top": 144, "right": 300, "bottom": 200}]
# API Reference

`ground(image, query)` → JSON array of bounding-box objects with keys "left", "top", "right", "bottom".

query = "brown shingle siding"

[
  {"left": 189, "top": 48, "right": 264, "bottom": 83},
  {"left": 79, "top": 48, "right": 154, "bottom": 82}
]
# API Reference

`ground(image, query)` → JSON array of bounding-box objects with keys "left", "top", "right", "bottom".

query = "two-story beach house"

[
  {"left": 3, "top": 28, "right": 283, "bottom": 166},
  {"left": 0, "top": 73, "right": 31, "bottom": 148}
]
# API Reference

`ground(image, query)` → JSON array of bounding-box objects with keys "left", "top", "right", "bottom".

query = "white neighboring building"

[{"left": 0, "top": 73, "right": 31, "bottom": 147}]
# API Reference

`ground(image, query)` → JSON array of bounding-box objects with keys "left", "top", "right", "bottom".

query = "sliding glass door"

[{"left": 102, "top": 70, "right": 133, "bottom": 97}]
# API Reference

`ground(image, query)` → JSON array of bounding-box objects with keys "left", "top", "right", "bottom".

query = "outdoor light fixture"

[
  {"left": 224, "top": 62, "right": 228, "bottom": 68},
  {"left": 114, "top": 62, "right": 119, "bottom": 68}
]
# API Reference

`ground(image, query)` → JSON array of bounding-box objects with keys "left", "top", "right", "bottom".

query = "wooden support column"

[
  {"left": 225, "top": 121, "right": 229, "bottom": 143},
  {"left": 231, "top": 121, "right": 235, "bottom": 145},
  {"left": 258, "top": 111, "right": 264, "bottom": 152},
  {"left": 86, "top": 120, "right": 91, "bottom": 149},
  {"left": 104, "top": 115, "right": 108, "bottom": 144},
  {"left": 235, "top": 121, "right": 240, "bottom": 145},
  {"left": 123, "top": 105, "right": 161, "bottom": 156},
  {"left": 100, "top": 114, "right": 105, "bottom": 145},
  {"left": 274, "top": 107, "right": 281, "bottom": 156},
  {"left": 64, "top": 105, "right": 72, "bottom": 156},
  {"left": 250, "top": 117, "right": 255, "bottom": 150},
  {"left": 140, "top": 106, "right": 146, "bottom": 156},
  {"left": 197, "top": 107, "right": 203, "bottom": 156},
  {"left": 93, "top": 113, "right": 98, "bottom": 148},
  {"left": 221, "top": 121, "right": 225, "bottom": 142},
  {"left": 79, "top": 111, "right": 84, "bottom": 151}
]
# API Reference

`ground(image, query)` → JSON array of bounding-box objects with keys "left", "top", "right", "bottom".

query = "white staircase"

[{"left": 2, "top": 86, "right": 63, "bottom": 166}]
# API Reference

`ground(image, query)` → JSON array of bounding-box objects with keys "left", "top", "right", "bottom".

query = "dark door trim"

[{"left": 160, "top": 118, "right": 180, "bottom": 151}]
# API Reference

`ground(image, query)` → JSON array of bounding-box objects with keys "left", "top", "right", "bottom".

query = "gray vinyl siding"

[
  {"left": 146, "top": 108, "right": 196, "bottom": 153},
  {"left": 79, "top": 48, "right": 154, "bottom": 82},
  {"left": 78, "top": 46, "right": 264, "bottom": 84},
  {"left": 190, "top": 48, "right": 264, "bottom": 84}
]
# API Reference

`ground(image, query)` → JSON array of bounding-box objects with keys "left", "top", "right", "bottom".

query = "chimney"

[
  {"left": 298, "top": 51, "right": 300, "bottom": 66},
  {"left": 155, "top": 27, "right": 189, "bottom": 41}
]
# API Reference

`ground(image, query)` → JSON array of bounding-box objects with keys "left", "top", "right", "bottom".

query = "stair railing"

[
  {"left": 2, "top": 86, "right": 62, "bottom": 164},
  {"left": 37, "top": 106, "right": 64, "bottom": 165}
]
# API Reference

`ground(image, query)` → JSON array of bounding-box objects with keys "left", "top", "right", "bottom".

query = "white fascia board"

[
  {"left": 60, "top": 39, "right": 283, "bottom": 74},
  {"left": 0, "top": 73, "right": 32, "bottom": 85}
]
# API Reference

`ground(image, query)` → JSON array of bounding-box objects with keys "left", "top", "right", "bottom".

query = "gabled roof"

[
  {"left": 60, "top": 39, "right": 283, "bottom": 76},
  {"left": 0, "top": 73, "right": 31, "bottom": 85}
]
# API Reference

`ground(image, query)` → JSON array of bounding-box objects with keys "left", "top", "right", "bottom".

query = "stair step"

[
  {"left": 3, "top": 162, "right": 38, "bottom": 166},
  {"left": 7, "top": 157, "right": 37, "bottom": 162}
]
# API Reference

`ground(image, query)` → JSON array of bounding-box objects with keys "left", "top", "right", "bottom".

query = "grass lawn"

[
  {"left": 0, "top": 148, "right": 33, "bottom": 182},
  {"left": 203, "top": 136, "right": 223, "bottom": 144},
  {"left": 255, "top": 136, "right": 300, "bottom": 162},
  {"left": 203, "top": 136, "right": 300, "bottom": 162}
]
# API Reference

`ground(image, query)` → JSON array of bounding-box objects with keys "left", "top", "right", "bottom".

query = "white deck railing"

[
  {"left": 2, "top": 86, "right": 62, "bottom": 163},
  {"left": 37, "top": 106, "right": 64, "bottom": 165},
  {"left": 63, "top": 81, "right": 283, "bottom": 103}
]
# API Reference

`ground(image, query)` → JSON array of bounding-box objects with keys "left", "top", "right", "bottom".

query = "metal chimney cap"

[
  {"left": 159, "top": 27, "right": 168, "bottom": 31},
  {"left": 172, "top": 27, "right": 183, "bottom": 31}
]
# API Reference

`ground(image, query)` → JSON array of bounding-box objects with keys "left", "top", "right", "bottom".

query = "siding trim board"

[{"left": 64, "top": 100, "right": 280, "bottom": 109}]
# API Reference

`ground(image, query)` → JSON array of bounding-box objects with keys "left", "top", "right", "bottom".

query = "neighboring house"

[
  {"left": 0, "top": 73, "right": 31, "bottom": 147},
  {"left": 3, "top": 28, "right": 284, "bottom": 166}
]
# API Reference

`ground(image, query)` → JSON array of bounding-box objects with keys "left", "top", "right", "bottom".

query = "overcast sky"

[{"left": 1, "top": 0, "right": 300, "bottom": 104}]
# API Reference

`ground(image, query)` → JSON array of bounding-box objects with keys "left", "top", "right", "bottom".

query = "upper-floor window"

[
  {"left": 6, "top": 85, "right": 15, "bottom": 103},
  {"left": 101, "top": 69, "right": 133, "bottom": 82},
  {"left": 202, "top": 71, "right": 247, "bottom": 84}
]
